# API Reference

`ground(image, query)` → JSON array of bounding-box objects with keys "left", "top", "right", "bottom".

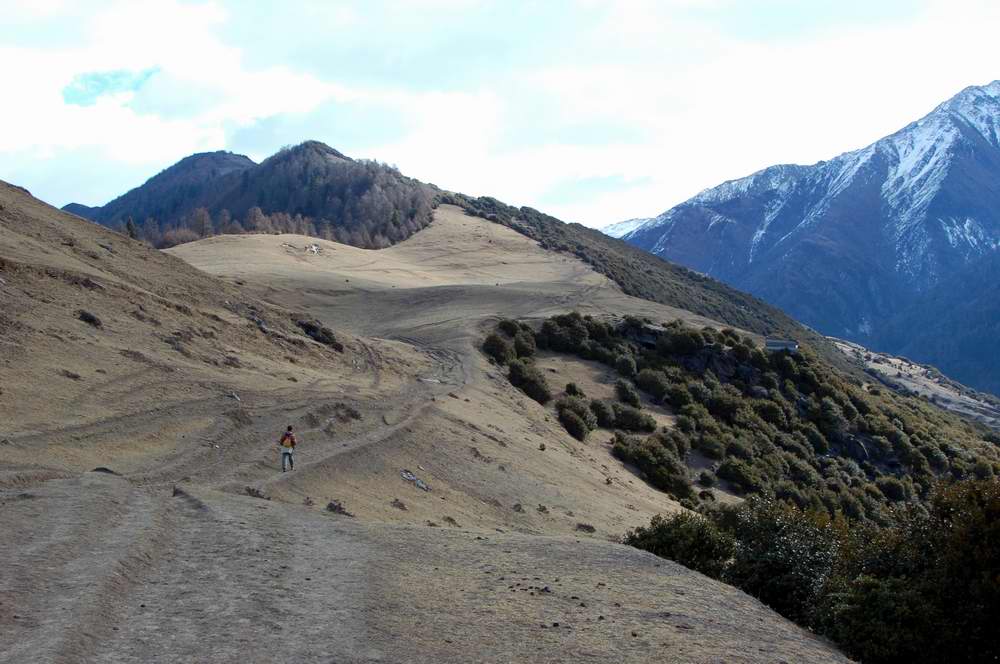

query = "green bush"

[
  {"left": 623, "top": 512, "right": 734, "bottom": 578},
  {"left": 722, "top": 498, "right": 841, "bottom": 625},
  {"left": 693, "top": 436, "right": 726, "bottom": 460},
  {"left": 875, "top": 476, "right": 907, "bottom": 501},
  {"left": 615, "top": 379, "right": 641, "bottom": 407},
  {"left": 513, "top": 330, "right": 536, "bottom": 358},
  {"left": 555, "top": 396, "right": 597, "bottom": 431},
  {"left": 559, "top": 409, "right": 589, "bottom": 441},
  {"left": 565, "top": 382, "right": 584, "bottom": 397},
  {"left": 508, "top": 359, "right": 551, "bottom": 404},
  {"left": 818, "top": 480, "right": 1000, "bottom": 663},
  {"left": 612, "top": 434, "right": 692, "bottom": 498},
  {"left": 615, "top": 354, "right": 637, "bottom": 378},
  {"left": 636, "top": 369, "right": 671, "bottom": 401},
  {"left": 717, "top": 459, "right": 764, "bottom": 494},
  {"left": 589, "top": 399, "right": 615, "bottom": 428},
  {"left": 664, "top": 383, "right": 693, "bottom": 408},
  {"left": 612, "top": 403, "right": 656, "bottom": 432},
  {"left": 497, "top": 319, "right": 521, "bottom": 337},
  {"left": 482, "top": 333, "right": 515, "bottom": 365}
]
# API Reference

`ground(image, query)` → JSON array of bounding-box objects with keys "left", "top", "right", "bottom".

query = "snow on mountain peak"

[{"left": 601, "top": 217, "right": 653, "bottom": 238}]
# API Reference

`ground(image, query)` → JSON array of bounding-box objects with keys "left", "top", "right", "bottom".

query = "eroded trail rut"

[{"left": 1, "top": 473, "right": 376, "bottom": 663}]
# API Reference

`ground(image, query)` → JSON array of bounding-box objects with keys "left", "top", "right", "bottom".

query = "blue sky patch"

[{"left": 62, "top": 68, "right": 158, "bottom": 106}]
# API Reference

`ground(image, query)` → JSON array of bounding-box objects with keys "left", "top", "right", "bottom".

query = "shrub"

[
  {"left": 612, "top": 403, "right": 656, "bottom": 432},
  {"left": 513, "top": 330, "right": 536, "bottom": 358},
  {"left": 483, "top": 333, "right": 515, "bottom": 365},
  {"left": 497, "top": 319, "right": 521, "bottom": 336},
  {"left": 615, "top": 354, "right": 637, "bottom": 378},
  {"left": 657, "top": 428, "right": 691, "bottom": 458},
  {"left": 565, "top": 382, "right": 584, "bottom": 397},
  {"left": 722, "top": 498, "right": 841, "bottom": 625},
  {"left": 664, "top": 383, "right": 693, "bottom": 408},
  {"left": 507, "top": 359, "right": 551, "bottom": 404},
  {"left": 623, "top": 512, "right": 734, "bottom": 578},
  {"left": 615, "top": 379, "right": 641, "bottom": 407},
  {"left": 717, "top": 459, "right": 764, "bottom": 494},
  {"left": 555, "top": 396, "right": 597, "bottom": 430},
  {"left": 589, "top": 399, "right": 615, "bottom": 428},
  {"left": 698, "top": 470, "right": 716, "bottom": 487},
  {"left": 636, "top": 369, "right": 671, "bottom": 401},
  {"left": 559, "top": 409, "right": 589, "bottom": 441},
  {"left": 875, "top": 476, "right": 907, "bottom": 502},
  {"left": 612, "top": 434, "right": 692, "bottom": 498},
  {"left": 693, "top": 436, "right": 726, "bottom": 460},
  {"left": 726, "top": 438, "right": 754, "bottom": 460}
]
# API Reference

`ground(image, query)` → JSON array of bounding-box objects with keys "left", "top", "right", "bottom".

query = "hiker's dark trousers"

[{"left": 282, "top": 451, "right": 294, "bottom": 471}]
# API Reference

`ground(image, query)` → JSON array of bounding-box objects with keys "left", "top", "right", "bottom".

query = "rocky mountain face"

[
  {"left": 64, "top": 141, "right": 436, "bottom": 249},
  {"left": 618, "top": 81, "right": 1000, "bottom": 394}
]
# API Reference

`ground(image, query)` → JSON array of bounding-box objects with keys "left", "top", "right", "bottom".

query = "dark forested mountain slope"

[
  {"left": 64, "top": 141, "right": 436, "bottom": 249},
  {"left": 617, "top": 81, "right": 1000, "bottom": 394}
]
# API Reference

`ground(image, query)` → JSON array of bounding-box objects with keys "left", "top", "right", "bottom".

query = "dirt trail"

[{"left": 1, "top": 472, "right": 850, "bottom": 664}]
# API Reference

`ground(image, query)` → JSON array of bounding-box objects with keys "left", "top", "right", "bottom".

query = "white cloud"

[
  {"left": 2, "top": 0, "right": 999, "bottom": 224},
  {"left": 0, "top": 0, "right": 348, "bottom": 168}
]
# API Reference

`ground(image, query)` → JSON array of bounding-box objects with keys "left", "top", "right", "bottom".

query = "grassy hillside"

[
  {"left": 444, "top": 193, "right": 852, "bottom": 372},
  {"left": 486, "top": 313, "right": 999, "bottom": 517}
]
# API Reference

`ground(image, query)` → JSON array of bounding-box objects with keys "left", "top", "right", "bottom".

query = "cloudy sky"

[{"left": 2, "top": 0, "right": 999, "bottom": 227}]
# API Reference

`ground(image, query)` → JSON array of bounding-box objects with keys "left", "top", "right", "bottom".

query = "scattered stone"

[
  {"left": 296, "top": 319, "right": 344, "bottom": 352},
  {"left": 575, "top": 523, "right": 596, "bottom": 533},
  {"left": 245, "top": 487, "right": 269, "bottom": 500},
  {"left": 512, "top": 503, "right": 524, "bottom": 513},
  {"left": 60, "top": 369, "right": 82, "bottom": 381},
  {"left": 77, "top": 310, "right": 102, "bottom": 328},
  {"left": 325, "top": 500, "right": 355, "bottom": 517},
  {"left": 391, "top": 498, "right": 408, "bottom": 511}
]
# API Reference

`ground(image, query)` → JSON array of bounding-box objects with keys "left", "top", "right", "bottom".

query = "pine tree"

[{"left": 125, "top": 216, "right": 139, "bottom": 240}]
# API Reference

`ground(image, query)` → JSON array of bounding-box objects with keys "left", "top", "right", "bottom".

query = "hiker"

[{"left": 278, "top": 425, "right": 296, "bottom": 472}]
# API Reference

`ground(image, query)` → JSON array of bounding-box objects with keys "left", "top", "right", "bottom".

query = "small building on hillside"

[{"left": 765, "top": 338, "right": 800, "bottom": 353}]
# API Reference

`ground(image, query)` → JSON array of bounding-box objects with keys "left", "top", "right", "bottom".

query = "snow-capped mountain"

[
  {"left": 621, "top": 80, "right": 1000, "bottom": 394},
  {"left": 601, "top": 217, "right": 652, "bottom": 238}
]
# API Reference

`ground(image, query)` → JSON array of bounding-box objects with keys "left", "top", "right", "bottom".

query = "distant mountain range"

[
  {"left": 64, "top": 141, "right": 436, "bottom": 249},
  {"left": 613, "top": 81, "right": 1000, "bottom": 395}
]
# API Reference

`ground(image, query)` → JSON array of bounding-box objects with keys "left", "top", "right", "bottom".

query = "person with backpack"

[{"left": 278, "top": 425, "right": 296, "bottom": 472}]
